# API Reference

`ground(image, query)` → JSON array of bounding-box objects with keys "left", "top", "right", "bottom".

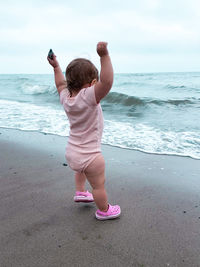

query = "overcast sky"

[{"left": 1, "top": 0, "right": 200, "bottom": 73}]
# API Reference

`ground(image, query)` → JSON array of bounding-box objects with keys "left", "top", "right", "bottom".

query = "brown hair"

[{"left": 65, "top": 58, "right": 99, "bottom": 97}]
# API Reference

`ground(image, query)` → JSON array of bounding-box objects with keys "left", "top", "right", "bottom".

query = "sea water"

[{"left": 0, "top": 73, "right": 200, "bottom": 159}]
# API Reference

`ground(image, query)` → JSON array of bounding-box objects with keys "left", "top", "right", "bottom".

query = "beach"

[{"left": 0, "top": 128, "right": 200, "bottom": 266}]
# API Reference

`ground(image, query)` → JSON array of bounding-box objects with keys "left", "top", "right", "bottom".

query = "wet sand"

[{"left": 0, "top": 127, "right": 200, "bottom": 267}]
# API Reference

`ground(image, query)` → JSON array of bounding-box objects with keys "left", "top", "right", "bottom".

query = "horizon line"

[{"left": 0, "top": 71, "right": 200, "bottom": 75}]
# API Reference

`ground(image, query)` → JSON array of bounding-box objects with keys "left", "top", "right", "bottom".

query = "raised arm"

[
  {"left": 94, "top": 42, "right": 113, "bottom": 103},
  {"left": 47, "top": 54, "right": 66, "bottom": 95}
]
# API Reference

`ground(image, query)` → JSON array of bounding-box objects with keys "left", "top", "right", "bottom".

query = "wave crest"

[
  {"left": 103, "top": 92, "right": 196, "bottom": 107},
  {"left": 21, "top": 84, "right": 57, "bottom": 95},
  {"left": 103, "top": 92, "right": 144, "bottom": 106}
]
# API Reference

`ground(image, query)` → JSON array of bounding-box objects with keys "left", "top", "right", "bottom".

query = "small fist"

[
  {"left": 97, "top": 42, "right": 109, "bottom": 57},
  {"left": 47, "top": 54, "right": 59, "bottom": 69}
]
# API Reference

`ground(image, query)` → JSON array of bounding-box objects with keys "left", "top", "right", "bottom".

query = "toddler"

[{"left": 47, "top": 42, "right": 121, "bottom": 220}]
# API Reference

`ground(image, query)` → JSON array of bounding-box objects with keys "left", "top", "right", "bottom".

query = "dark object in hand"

[{"left": 48, "top": 49, "right": 54, "bottom": 60}]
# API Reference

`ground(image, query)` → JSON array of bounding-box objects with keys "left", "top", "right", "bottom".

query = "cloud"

[{"left": 0, "top": 0, "right": 200, "bottom": 73}]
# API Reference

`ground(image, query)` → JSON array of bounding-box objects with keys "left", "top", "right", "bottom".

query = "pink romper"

[{"left": 60, "top": 85, "right": 104, "bottom": 173}]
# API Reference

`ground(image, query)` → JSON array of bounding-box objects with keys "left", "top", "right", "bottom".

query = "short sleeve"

[
  {"left": 60, "top": 89, "right": 68, "bottom": 105},
  {"left": 81, "top": 85, "right": 97, "bottom": 106}
]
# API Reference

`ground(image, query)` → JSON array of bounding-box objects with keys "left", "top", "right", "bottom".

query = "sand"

[{"left": 0, "top": 127, "right": 200, "bottom": 267}]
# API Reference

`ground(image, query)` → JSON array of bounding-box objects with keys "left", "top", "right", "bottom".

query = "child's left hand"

[{"left": 47, "top": 54, "right": 59, "bottom": 69}]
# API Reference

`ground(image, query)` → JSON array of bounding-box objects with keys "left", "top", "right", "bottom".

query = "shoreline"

[
  {"left": 1, "top": 127, "right": 200, "bottom": 266},
  {"left": 0, "top": 126, "right": 199, "bottom": 161}
]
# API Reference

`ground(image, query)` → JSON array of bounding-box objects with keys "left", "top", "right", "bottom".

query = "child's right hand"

[
  {"left": 47, "top": 53, "right": 59, "bottom": 69},
  {"left": 97, "top": 42, "right": 109, "bottom": 57}
]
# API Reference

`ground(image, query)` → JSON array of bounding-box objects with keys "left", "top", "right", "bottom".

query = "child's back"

[{"left": 60, "top": 85, "right": 103, "bottom": 153}]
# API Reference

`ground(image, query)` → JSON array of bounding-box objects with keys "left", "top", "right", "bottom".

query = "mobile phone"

[{"left": 48, "top": 49, "right": 54, "bottom": 60}]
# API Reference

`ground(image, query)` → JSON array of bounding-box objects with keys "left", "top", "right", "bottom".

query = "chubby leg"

[
  {"left": 84, "top": 154, "right": 108, "bottom": 212},
  {"left": 75, "top": 172, "right": 87, "bottom": 192}
]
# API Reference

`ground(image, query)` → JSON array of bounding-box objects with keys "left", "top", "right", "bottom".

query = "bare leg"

[
  {"left": 75, "top": 172, "right": 87, "bottom": 192},
  {"left": 84, "top": 154, "right": 108, "bottom": 212}
]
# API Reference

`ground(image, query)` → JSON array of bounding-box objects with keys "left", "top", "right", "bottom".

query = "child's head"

[{"left": 65, "top": 58, "right": 99, "bottom": 97}]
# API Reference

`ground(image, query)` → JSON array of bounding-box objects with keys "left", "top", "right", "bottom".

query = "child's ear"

[{"left": 91, "top": 79, "right": 97, "bottom": 86}]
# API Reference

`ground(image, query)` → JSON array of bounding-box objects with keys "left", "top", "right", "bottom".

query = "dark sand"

[{"left": 0, "top": 128, "right": 200, "bottom": 267}]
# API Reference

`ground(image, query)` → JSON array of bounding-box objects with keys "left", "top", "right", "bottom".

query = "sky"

[{"left": 0, "top": 0, "right": 200, "bottom": 74}]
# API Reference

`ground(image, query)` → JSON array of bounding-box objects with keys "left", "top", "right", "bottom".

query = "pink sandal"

[
  {"left": 74, "top": 191, "right": 94, "bottom": 203},
  {"left": 95, "top": 204, "right": 121, "bottom": 220}
]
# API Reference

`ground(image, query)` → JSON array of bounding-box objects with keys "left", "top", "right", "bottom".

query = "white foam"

[
  {"left": 0, "top": 99, "right": 70, "bottom": 136},
  {"left": 102, "top": 120, "right": 200, "bottom": 159},
  {"left": 21, "top": 84, "right": 56, "bottom": 95},
  {"left": 0, "top": 99, "right": 199, "bottom": 160}
]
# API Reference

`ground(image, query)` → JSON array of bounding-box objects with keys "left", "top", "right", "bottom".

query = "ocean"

[{"left": 0, "top": 73, "right": 200, "bottom": 159}]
